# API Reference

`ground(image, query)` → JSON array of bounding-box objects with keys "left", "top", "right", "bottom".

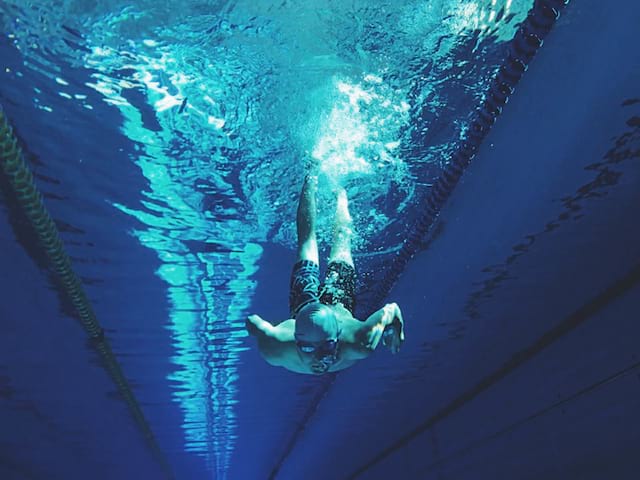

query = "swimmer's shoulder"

[{"left": 329, "top": 307, "right": 375, "bottom": 361}]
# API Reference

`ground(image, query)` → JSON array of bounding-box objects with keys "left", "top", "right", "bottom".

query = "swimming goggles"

[{"left": 296, "top": 339, "right": 338, "bottom": 355}]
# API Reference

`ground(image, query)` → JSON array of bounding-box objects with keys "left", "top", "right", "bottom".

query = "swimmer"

[{"left": 246, "top": 174, "right": 405, "bottom": 375}]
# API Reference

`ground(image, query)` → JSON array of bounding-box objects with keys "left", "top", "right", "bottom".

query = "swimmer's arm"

[
  {"left": 246, "top": 315, "right": 296, "bottom": 364},
  {"left": 355, "top": 303, "right": 405, "bottom": 354}
]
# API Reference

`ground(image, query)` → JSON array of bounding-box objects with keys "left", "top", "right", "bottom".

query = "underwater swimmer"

[{"left": 246, "top": 174, "right": 405, "bottom": 375}]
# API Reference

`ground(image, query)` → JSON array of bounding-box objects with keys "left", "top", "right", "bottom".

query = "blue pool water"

[{"left": 2, "top": 1, "right": 640, "bottom": 479}]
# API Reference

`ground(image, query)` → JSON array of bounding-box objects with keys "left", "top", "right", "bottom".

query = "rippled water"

[{"left": 0, "top": 0, "right": 532, "bottom": 477}]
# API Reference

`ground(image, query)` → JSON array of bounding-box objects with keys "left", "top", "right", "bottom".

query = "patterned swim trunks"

[{"left": 289, "top": 260, "right": 356, "bottom": 317}]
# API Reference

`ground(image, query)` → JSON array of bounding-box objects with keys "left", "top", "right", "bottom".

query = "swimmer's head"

[
  {"left": 294, "top": 302, "right": 341, "bottom": 374},
  {"left": 294, "top": 301, "right": 339, "bottom": 340}
]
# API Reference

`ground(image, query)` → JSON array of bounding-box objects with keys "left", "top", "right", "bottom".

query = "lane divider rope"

[
  {"left": 0, "top": 105, "right": 174, "bottom": 480},
  {"left": 268, "top": 1, "right": 570, "bottom": 479},
  {"left": 364, "top": 0, "right": 571, "bottom": 316}
]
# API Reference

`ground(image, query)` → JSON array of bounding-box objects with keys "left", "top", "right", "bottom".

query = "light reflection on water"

[{"left": 0, "top": 0, "right": 533, "bottom": 477}]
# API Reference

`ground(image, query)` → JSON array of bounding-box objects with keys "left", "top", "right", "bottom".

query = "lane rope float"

[
  {"left": 0, "top": 105, "right": 174, "bottom": 480},
  {"left": 268, "top": 1, "right": 571, "bottom": 479},
  {"left": 363, "top": 0, "right": 571, "bottom": 316}
]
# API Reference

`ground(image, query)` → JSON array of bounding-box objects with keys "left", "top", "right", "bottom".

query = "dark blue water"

[{"left": 2, "top": 1, "right": 639, "bottom": 479}]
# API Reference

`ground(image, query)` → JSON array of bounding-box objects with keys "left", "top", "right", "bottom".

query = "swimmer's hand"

[
  {"left": 246, "top": 314, "right": 263, "bottom": 336},
  {"left": 361, "top": 303, "right": 405, "bottom": 354},
  {"left": 381, "top": 304, "right": 405, "bottom": 354}
]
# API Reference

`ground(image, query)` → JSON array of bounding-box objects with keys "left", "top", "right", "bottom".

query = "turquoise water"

[{"left": 0, "top": 1, "right": 533, "bottom": 477}]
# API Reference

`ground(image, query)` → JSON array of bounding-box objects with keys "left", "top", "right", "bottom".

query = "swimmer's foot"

[
  {"left": 329, "top": 187, "right": 354, "bottom": 265},
  {"left": 303, "top": 173, "right": 319, "bottom": 196},
  {"left": 335, "top": 187, "right": 353, "bottom": 229}
]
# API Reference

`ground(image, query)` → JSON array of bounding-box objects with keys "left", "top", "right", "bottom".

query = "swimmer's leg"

[
  {"left": 328, "top": 187, "right": 353, "bottom": 267},
  {"left": 296, "top": 174, "right": 319, "bottom": 264}
]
